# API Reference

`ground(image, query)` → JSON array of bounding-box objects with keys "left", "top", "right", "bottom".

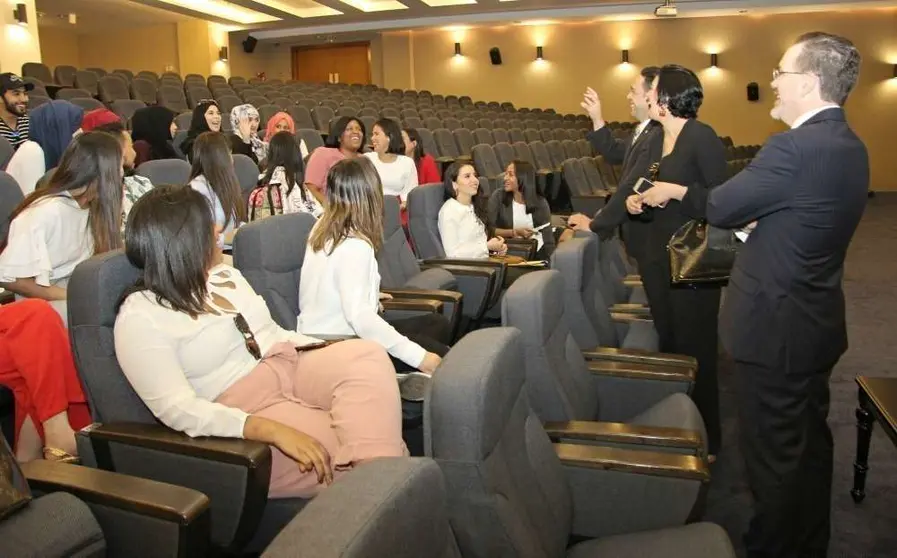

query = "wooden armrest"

[
  {"left": 422, "top": 257, "right": 505, "bottom": 271},
  {"left": 573, "top": 192, "right": 610, "bottom": 199},
  {"left": 544, "top": 421, "right": 703, "bottom": 451},
  {"left": 609, "top": 303, "right": 651, "bottom": 315},
  {"left": 506, "top": 238, "right": 537, "bottom": 247},
  {"left": 587, "top": 360, "right": 695, "bottom": 383},
  {"left": 381, "top": 298, "right": 443, "bottom": 313},
  {"left": 23, "top": 460, "right": 210, "bottom": 524},
  {"left": 611, "top": 312, "right": 653, "bottom": 324},
  {"left": 623, "top": 274, "right": 642, "bottom": 283},
  {"left": 555, "top": 442, "right": 709, "bottom": 482},
  {"left": 381, "top": 288, "right": 462, "bottom": 306},
  {"left": 583, "top": 347, "right": 697, "bottom": 369}
]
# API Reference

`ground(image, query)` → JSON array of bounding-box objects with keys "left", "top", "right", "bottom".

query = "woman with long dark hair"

[
  {"left": 131, "top": 105, "right": 178, "bottom": 166},
  {"left": 363, "top": 119, "right": 417, "bottom": 203},
  {"left": 303, "top": 116, "right": 365, "bottom": 195},
  {"left": 626, "top": 64, "right": 728, "bottom": 458},
  {"left": 260, "top": 131, "right": 322, "bottom": 218},
  {"left": 0, "top": 131, "right": 123, "bottom": 315},
  {"left": 188, "top": 132, "right": 246, "bottom": 248},
  {"left": 438, "top": 159, "right": 506, "bottom": 259},
  {"left": 487, "top": 160, "right": 556, "bottom": 258},
  {"left": 115, "top": 184, "right": 406, "bottom": 498},
  {"left": 181, "top": 100, "right": 222, "bottom": 163},
  {"left": 402, "top": 128, "right": 440, "bottom": 185}
]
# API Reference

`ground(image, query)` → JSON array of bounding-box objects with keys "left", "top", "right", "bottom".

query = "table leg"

[{"left": 851, "top": 393, "right": 874, "bottom": 503}]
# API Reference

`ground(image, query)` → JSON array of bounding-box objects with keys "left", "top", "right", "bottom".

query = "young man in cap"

[{"left": 0, "top": 73, "right": 33, "bottom": 151}]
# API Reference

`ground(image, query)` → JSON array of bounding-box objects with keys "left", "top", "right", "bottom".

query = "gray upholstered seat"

[
  {"left": 98, "top": 76, "right": 131, "bottom": 104},
  {"left": 130, "top": 78, "right": 158, "bottom": 105},
  {"left": 502, "top": 270, "right": 704, "bottom": 445},
  {"left": 0, "top": 138, "right": 14, "bottom": 172},
  {"left": 135, "top": 159, "right": 191, "bottom": 186},
  {"left": 262, "top": 458, "right": 460, "bottom": 558},
  {"left": 0, "top": 171, "right": 24, "bottom": 242},
  {"left": 425, "top": 327, "right": 736, "bottom": 558},
  {"left": 232, "top": 154, "right": 260, "bottom": 205},
  {"left": 0, "top": 492, "right": 105, "bottom": 558},
  {"left": 110, "top": 99, "right": 146, "bottom": 122}
]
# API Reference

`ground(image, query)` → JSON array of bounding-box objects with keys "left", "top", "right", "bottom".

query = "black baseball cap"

[{"left": 0, "top": 73, "right": 35, "bottom": 95}]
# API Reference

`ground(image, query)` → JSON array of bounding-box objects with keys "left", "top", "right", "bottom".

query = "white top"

[
  {"left": 297, "top": 230, "right": 426, "bottom": 367},
  {"left": 362, "top": 152, "right": 418, "bottom": 201},
  {"left": 791, "top": 105, "right": 840, "bottom": 129},
  {"left": 438, "top": 198, "right": 489, "bottom": 259},
  {"left": 114, "top": 264, "right": 323, "bottom": 439},
  {"left": 267, "top": 166, "right": 324, "bottom": 218},
  {"left": 632, "top": 119, "right": 651, "bottom": 144},
  {"left": 5, "top": 140, "right": 44, "bottom": 195},
  {"left": 512, "top": 200, "right": 543, "bottom": 251},
  {"left": 0, "top": 193, "right": 92, "bottom": 288}
]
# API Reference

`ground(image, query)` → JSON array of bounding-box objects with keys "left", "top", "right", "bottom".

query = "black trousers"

[
  {"left": 386, "top": 313, "right": 451, "bottom": 372},
  {"left": 639, "top": 258, "right": 722, "bottom": 454},
  {"left": 735, "top": 361, "right": 833, "bottom": 558}
]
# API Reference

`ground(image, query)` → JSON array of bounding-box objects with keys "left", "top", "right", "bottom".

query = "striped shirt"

[{"left": 0, "top": 114, "right": 29, "bottom": 150}]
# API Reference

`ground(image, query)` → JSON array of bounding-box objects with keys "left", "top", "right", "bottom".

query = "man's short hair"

[
  {"left": 794, "top": 32, "right": 860, "bottom": 106},
  {"left": 640, "top": 66, "right": 660, "bottom": 91}
]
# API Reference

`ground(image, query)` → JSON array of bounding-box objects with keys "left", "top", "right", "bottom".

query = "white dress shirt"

[
  {"left": 297, "top": 231, "right": 426, "bottom": 367},
  {"left": 791, "top": 105, "right": 839, "bottom": 129},
  {"left": 114, "top": 264, "right": 322, "bottom": 439},
  {"left": 438, "top": 198, "right": 489, "bottom": 259},
  {"left": 362, "top": 152, "right": 418, "bottom": 201},
  {"left": 631, "top": 119, "right": 651, "bottom": 144}
]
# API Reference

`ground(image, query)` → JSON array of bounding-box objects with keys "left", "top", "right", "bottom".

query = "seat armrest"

[
  {"left": 573, "top": 192, "right": 610, "bottom": 199},
  {"left": 622, "top": 274, "right": 642, "bottom": 288},
  {"left": 555, "top": 442, "right": 708, "bottom": 482},
  {"left": 419, "top": 262, "right": 501, "bottom": 320},
  {"left": 381, "top": 298, "right": 444, "bottom": 313},
  {"left": 609, "top": 303, "right": 651, "bottom": 316},
  {"left": 544, "top": 421, "right": 703, "bottom": 452},
  {"left": 611, "top": 312, "right": 653, "bottom": 324},
  {"left": 422, "top": 257, "right": 505, "bottom": 271},
  {"left": 505, "top": 238, "right": 537, "bottom": 260},
  {"left": 382, "top": 288, "right": 463, "bottom": 340},
  {"left": 584, "top": 347, "right": 697, "bottom": 369},
  {"left": 587, "top": 360, "right": 695, "bottom": 383}
]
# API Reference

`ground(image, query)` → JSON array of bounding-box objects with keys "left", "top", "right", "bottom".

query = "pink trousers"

[{"left": 215, "top": 339, "right": 407, "bottom": 498}]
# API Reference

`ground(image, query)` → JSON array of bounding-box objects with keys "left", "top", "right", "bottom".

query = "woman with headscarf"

[
  {"left": 230, "top": 104, "right": 267, "bottom": 166},
  {"left": 180, "top": 100, "right": 222, "bottom": 163},
  {"left": 5, "top": 100, "right": 83, "bottom": 195},
  {"left": 131, "top": 106, "right": 178, "bottom": 166},
  {"left": 265, "top": 111, "right": 308, "bottom": 159}
]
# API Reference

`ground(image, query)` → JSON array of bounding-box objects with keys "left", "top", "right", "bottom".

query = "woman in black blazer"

[
  {"left": 627, "top": 64, "right": 728, "bottom": 459},
  {"left": 487, "top": 160, "right": 556, "bottom": 258}
]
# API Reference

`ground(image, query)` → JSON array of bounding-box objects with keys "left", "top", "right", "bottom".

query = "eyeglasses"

[
  {"left": 233, "top": 313, "right": 262, "bottom": 360},
  {"left": 772, "top": 69, "right": 808, "bottom": 80}
]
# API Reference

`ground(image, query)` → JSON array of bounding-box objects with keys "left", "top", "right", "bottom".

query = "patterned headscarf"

[{"left": 230, "top": 104, "right": 267, "bottom": 163}]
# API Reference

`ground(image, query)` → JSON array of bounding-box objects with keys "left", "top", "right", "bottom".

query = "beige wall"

[
  {"left": 39, "top": 24, "right": 180, "bottom": 74},
  {"left": 38, "top": 26, "right": 79, "bottom": 70},
  {"left": 1, "top": 0, "right": 42, "bottom": 74},
  {"left": 228, "top": 31, "right": 292, "bottom": 82},
  {"left": 395, "top": 11, "right": 897, "bottom": 189}
]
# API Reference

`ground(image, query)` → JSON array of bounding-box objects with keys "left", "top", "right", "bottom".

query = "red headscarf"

[{"left": 81, "top": 108, "right": 122, "bottom": 132}]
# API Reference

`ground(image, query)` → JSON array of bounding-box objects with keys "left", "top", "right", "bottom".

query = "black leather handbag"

[{"left": 668, "top": 220, "right": 738, "bottom": 284}]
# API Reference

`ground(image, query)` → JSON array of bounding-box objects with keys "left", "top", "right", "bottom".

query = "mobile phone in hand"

[{"left": 633, "top": 177, "right": 656, "bottom": 194}]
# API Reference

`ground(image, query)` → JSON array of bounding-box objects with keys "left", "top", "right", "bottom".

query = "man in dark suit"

[
  {"left": 706, "top": 32, "right": 867, "bottom": 558},
  {"left": 567, "top": 67, "right": 662, "bottom": 266}
]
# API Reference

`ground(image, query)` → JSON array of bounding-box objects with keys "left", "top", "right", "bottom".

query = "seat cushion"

[
  {"left": 403, "top": 267, "right": 457, "bottom": 291},
  {"left": 620, "top": 320, "right": 659, "bottom": 352},
  {"left": 628, "top": 392, "right": 707, "bottom": 453},
  {"left": 566, "top": 522, "right": 735, "bottom": 558},
  {"left": 0, "top": 492, "right": 105, "bottom": 558},
  {"left": 627, "top": 287, "right": 649, "bottom": 305}
]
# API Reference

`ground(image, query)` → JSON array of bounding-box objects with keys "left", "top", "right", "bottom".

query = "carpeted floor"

[{"left": 704, "top": 193, "right": 897, "bottom": 558}]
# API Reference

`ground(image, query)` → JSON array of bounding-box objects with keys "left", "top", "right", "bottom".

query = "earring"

[{"left": 659, "top": 107, "right": 667, "bottom": 118}]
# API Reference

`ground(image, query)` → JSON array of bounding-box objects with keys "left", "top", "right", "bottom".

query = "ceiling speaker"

[
  {"left": 489, "top": 47, "right": 502, "bottom": 65},
  {"left": 242, "top": 36, "right": 258, "bottom": 54}
]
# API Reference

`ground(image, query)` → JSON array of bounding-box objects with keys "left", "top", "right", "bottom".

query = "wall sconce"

[
  {"left": 893, "top": 64, "right": 897, "bottom": 79},
  {"left": 621, "top": 49, "right": 630, "bottom": 64},
  {"left": 13, "top": 3, "right": 27, "bottom": 25},
  {"left": 454, "top": 42, "right": 462, "bottom": 57},
  {"left": 218, "top": 46, "right": 229, "bottom": 61},
  {"left": 536, "top": 46, "right": 544, "bottom": 61},
  {"left": 710, "top": 53, "right": 719, "bottom": 68}
]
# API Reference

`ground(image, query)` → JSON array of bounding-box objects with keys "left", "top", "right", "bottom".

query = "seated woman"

[
  {"left": 265, "top": 112, "right": 309, "bottom": 160},
  {"left": 230, "top": 104, "right": 267, "bottom": 167},
  {"left": 0, "top": 299, "right": 90, "bottom": 463},
  {"left": 297, "top": 158, "right": 447, "bottom": 377},
  {"left": 438, "top": 160, "right": 507, "bottom": 259},
  {"left": 181, "top": 100, "right": 222, "bottom": 163},
  {"left": 303, "top": 116, "right": 365, "bottom": 197},
  {"left": 188, "top": 132, "right": 246, "bottom": 250},
  {"left": 0, "top": 132, "right": 123, "bottom": 320},
  {"left": 363, "top": 118, "right": 418, "bottom": 205},
  {"left": 131, "top": 106, "right": 178, "bottom": 167},
  {"left": 487, "top": 160, "right": 557, "bottom": 259},
  {"left": 402, "top": 128, "right": 440, "bottom": 185},
  {"left": 115, "top": 185, "right": 406, "bottom": 498},
  {"left": 259, "top": 131, "right": 322, "bottom": 218}
]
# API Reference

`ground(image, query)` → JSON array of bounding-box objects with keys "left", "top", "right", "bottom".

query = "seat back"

[
  {"left": 378, "top": 197, "right": 423, "bottom": 288},
  {"left": 110, "top": 100, "right": 146, "bottom": 122},
  {"left": 67, "top": 251, "right": 157, "bottom": 424},
  {"left": 471, "top": 144, "right": 502, "bottom": 180},
  {"left": 112, "top": 69, "right": 134, "bottom": 83},
  {"left": 425, "top": 327, "right": 573, "bottom": 558},
  {"left": 416, "top": 128, "right": 439, "bottom": 158},
  {"left": 157, "top": 85, "right": 189, "bottom": 113},
  {"left": 22, "top": 63, "right": 53, "bottom": 84},
  {"left": 491, "top": 128, "right": 509, "bottom": 144},
  {"left": 54, "top": 65, "right": 77, "bottom": 87},
  {"left": 579, "top": 158, "right": 607, "bottom": 194},
  {"left": 233, "top": 154, "right": 260, "bottom": 204},
  {"left": 74, "top": 71, "right": 99, "bottom": 96},
  {"left": 56, "top": 88, "right": 92, "bottom": 101},
  {"left": 502, "top": 268, "right": 600, "bottom": 423},
  {"left": 493, "top": 142, "right": 515, "bottom": 170},
  {"left": 0, "top": 171, "right": 24, "bottom": 242},
  {"left": 452, "top": 128, "right": 475, "bottom": 156},
  {"left": 528, "top": 141, "right": 553, "bottom": 171},
  {"left": 433, "top": 129, "right": 459, "bottom": 158},
  {"left": 232, "top": 212, "right": 316, "bottom": 330},
  {"left": 0, "top": 137, "right": 13, "bottom": 172},
  {"left": 129, "top": 78, "right": 157, "bottom": 105},
  {"left": 407, "top": 183, "right": 447, "bottom": 259},
  {"left": 472, "top": 128, "right": 493, "bottom": 145},
  {"left": 135, "top": 159, "right": 191, "bottom": 186},
  {"left": 68, "top": 98, "right": 102, "bottom": 113},
  {"left": 98, "top": 76, "right": 131, "bottom": 104}
]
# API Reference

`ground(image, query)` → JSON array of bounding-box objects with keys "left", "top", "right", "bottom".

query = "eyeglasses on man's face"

[{"left": 772, "top": 68, "right": 809, "bottom": 81}]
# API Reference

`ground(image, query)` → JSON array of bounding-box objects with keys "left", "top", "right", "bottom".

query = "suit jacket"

[
  {"left": 586, "top": 122, "right": 662, "bottom": 262},
  {"left": 486, "top": 188, "right": 556, "bottom": 257},
  {"left": 707, "top": 108, "right": 869, "bottom": 374}
]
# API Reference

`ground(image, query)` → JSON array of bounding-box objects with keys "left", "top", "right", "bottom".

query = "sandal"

[{"left": 43, "top": 447, "right": 80, "bottom": 464}]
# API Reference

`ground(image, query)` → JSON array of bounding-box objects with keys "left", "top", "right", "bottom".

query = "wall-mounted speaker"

[
  {"left": 489, "top": 47, "right": 502, "bottom": 65},
  {"left": 747, "top": 82, "right": 759, "bottom": 102},
  {"left": 242, "top": 36, "right": 258, "bottom": 54}
]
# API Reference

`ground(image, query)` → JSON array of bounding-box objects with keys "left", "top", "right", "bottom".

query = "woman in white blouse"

[
  {"left": 362, "top": 119, "right": 418, "bottom": 206},
  {"left": 259, "top": 131, "right": 323, "bottom": 219},
  {"left": 298, "top": 158, "right": 446, "bottom": 377},
  {"left": 0, "top": 132, "right": 123, "bottom": 318},
  {"left": 438, "top": 160, "right": 507, "bottom": 259},
  {"left": 115, "top": 185, "right": 405, "bottom": 498},
  {"left": 188, "top": 132, "right": 247, "bottom": 249}
]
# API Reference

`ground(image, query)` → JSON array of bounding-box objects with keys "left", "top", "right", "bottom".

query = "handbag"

[
  {"left": 668, "top": 220, "right": 738, "bottom": 284},
  {"left": 0, "top": 436, "right": 31, "bottom": 520}
]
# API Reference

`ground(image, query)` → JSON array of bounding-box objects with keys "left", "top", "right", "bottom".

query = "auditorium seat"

[
  {"left": 233, "top": 154, "right": 260, "bottom": 204},
  {"left": 54, "top": 65, "right": 77, "bottom": 87},
  {"left": 433, "top": 128, "right": 460, "bottom": 160},
  {"left": 562, "top": 158, "right": 606, "bottom": 216},
  {"left": 186, "top": 86, "right": 212, "bottom": 108},
  {"left": 110, "top": 100, "right": 146, "bottom": 122},
  {"left": 452, "top": 128, "right": 475, "bottom": 156},
  {"left": 425, "top": 327, "right": 734, "bottom": 557},
  {"left": 98, "top": 76, "right": 131, "bottom": 104},
  {"left": 74, "top": 71, "right": 99, "bottom": 96},
  {"left": 85, "top": 67, "right": 107, "bottom": 78},
  {"left": 136, "top": 159, "right": 191, "bottom": 186},
  {"left": 136, "top": 70, "right": 158, "bottom": 82},
  {"left": 157, "top": 85, "right": 189, "bottom": 112},
  {"left": 69, "top": 98, "right": 105, "bottom": 112},
  {"left": 56, "top": 88, "right": 92, "bottom": 101},
  {"left": 111, "top": 69, "right": 133, "bottom": 83},
  {"left": 21, "top": 63, "right": 53, "bottom": 85}
]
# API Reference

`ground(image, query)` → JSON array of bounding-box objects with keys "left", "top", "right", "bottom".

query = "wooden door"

[{"left": 291, "top": 43, "right": 371, "bottom": 84}]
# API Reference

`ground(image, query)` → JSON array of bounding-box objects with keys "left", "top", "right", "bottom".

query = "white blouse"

[
  {"left": 437, "top": 198, "right": 489, "bottom": 259},
  {"left": 267, "top": 166, "right": 324, "bottom": 219},
  {"left": 0, "top": 193, "right": 92, "bottom": 288},
  {"left": 114, "top": 264, "right": 322, "bottom": 439},
  {"left": 362, "top": 152, "right": 418, "bottom": 201},
  {"left": 297, "top": 231, "right": 426, "bottom": 368}
]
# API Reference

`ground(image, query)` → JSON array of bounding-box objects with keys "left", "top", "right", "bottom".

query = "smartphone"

[
  {"left": 633, "top": 177, "right": 656, "bottom": 194},
  {"left": 533, "top": 222, "right": 551, "bottom": 233}
]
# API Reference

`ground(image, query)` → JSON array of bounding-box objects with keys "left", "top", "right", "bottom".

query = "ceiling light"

[{"left": 13, "top": 4, "right": 27, "bottom": 25}]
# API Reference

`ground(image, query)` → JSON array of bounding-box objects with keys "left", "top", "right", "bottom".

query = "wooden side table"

[{"left": 851, "top": 376, "right": 897, "bottom": 502}]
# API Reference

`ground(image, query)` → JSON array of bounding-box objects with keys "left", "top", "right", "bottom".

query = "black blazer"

[
  {"left": 586, "top": 122, "right": 662, "bottom": 262},
  {"left": 707, "top": 108, "right": 869, "bottom": 374},
  {"left": 486, "top": 188, "right": 555, "bottom": 257}
]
